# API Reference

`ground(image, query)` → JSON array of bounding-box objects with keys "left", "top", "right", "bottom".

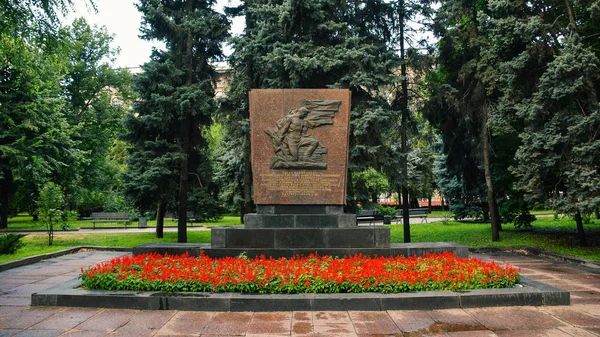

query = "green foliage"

[
  {"left": 59, "top": 18, "right": 133, "bottom": 216},
  {"left": 0, "top": 13, "right": 130, "bottom": 229},
  {"left": 187, "top": 187, "right": 223, "bottom": 222},
  {"left": 353, "top": 167, "right": 390, "bottom": 205},
  {"left": 0, "top": 31, "right": 80, "bottom": 228},
  {"left": 37, "top": 182, "right": 77, "bottom": 245},
  {"left": 222, "top": 0, "right": 401, "bottom": 213},
  {"left": 123, "top": 0, "right": 229, "bottom": 242},
  {"left": 377, "top": 205, "right": 398, "bottom": 217},
  {"left": 0, "top": 233, "right": 27, "bottom": 255},
  {"left": 498, "top": 197, "right": 535, "bottom": 228}
]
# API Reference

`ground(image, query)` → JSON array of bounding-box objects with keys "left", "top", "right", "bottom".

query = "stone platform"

[
  {"left": 32, "top": 275, "right": 569, "bottom": 311},
  {"left": 211, "top": 227, "right": 390, "bottom": 249},
  {"left": 132, "top": 242, "right": 469, "bottom": 258}
]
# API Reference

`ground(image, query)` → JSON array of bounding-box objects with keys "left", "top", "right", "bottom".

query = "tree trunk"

[
  {"left": 428, "top": 197, "right": 432, "bottom": 212},
  {"left": 398, "top": 0, "right": 410, "bottom": 241},
  {"left": 0, "top": 169, "right": 11, "bottom": 229},
  {"left": 482, "top": 111, "right": 501, "bottom": 241},
  {"left": 595, "top": 206, "right": 599, "bottom": 220},
  {"left": 399, "top": 0, "right": 410, "bottom": 243},
  {"left": 242, "top": 1, "right": 255, "bottom": 223},
  {"left": 243, "top": 148, "right": 253, "bottom": 219},
  {"left": 441, "top": 194, "right": 445, "bottom": 211},
  {"left": 574, "top": 210, "right": 587, "bottom": 246},
  {"left": 177, "top": 25, "right": 194, "bottom": 244},
  {"left": 156, "top": 202, "right": 165, "bottom": 239},
  {"left": 346, "top": 169, "right": 357, "bottom": 214}
]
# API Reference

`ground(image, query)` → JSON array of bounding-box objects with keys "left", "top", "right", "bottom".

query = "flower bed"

[{"left": 80, "top": 252, "right": 520, "bottom": 294}]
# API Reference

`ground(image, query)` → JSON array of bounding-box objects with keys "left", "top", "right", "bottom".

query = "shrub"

[
  {"left": 0, "top": 234, "right": 27, "bottom": 255},
  {"left": 378, "top": 205, "right": 398, "bottom": 217}
]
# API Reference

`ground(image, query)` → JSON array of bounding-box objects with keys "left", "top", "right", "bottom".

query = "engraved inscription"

[{"left": 261, "top": 172, "right": 342, "bottom": 197}]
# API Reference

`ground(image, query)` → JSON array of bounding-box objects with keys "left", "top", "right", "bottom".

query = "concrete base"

[
  {"left": 132, "top": 242, "right": 470, "bottom": 258},
  {"left": 31, "top": 276, "right": 569, "bottom": 311},
  {"left": 211, "top": 226, "right": 390, "bottom": 249},
  {"left": 245, "top": 205, "right": 357, "bottom": 228}
]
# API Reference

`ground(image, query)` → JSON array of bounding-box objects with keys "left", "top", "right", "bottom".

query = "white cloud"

[{"left": 62, "top": 0, "right": 244, "bottom": 69}]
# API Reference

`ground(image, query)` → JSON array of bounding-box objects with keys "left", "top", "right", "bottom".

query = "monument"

[
  {"left": 134, "top": 89, "right": 467, "bottom": 258},
  {"left": 210, "top": 89, "right": 391, "bottom": 253}
]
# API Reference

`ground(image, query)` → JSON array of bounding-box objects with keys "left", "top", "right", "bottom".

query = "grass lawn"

[
  {"left": 3, "top": 214, "right": 242, "bottom": 230},
  {"left": 390, "top": 216, "right": 600, "bottom": 261},
  {"left": 428, "top": 210, "right": 453, "bottom": 217},
  {"left": 0, "top": 231, "right": 211, "bottom": 264},
  {"left": 2, "top": 213, "right": 599, "bottom": 264}
]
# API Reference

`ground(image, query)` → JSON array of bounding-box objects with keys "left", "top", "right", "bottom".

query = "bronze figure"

[{"left": 264, "top": 100, "right": 341, "bottom": 169}]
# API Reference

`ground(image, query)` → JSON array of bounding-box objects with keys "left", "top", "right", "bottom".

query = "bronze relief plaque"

[{"left": 249, "top": 89, "right": 351, "bottom": 205}]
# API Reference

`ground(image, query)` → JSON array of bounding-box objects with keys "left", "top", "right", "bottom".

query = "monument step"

[
  {"left": 244, "top": 213, "right": 357, "bottom": 228},
  {"left": 211, "top": 227, "right": 390, "bottom": 249},
  {"left": 132, "top": 242, "right": 469, "bottom": 258}
]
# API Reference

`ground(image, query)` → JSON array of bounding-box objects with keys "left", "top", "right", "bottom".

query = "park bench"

[
  {"left": 393, "top": 208, "right": 428, "bottom": 224},
  {"left": 91, "top": 212, "right": 129, "bottom": 229},
  {"left": 165, "top": 212, "right": 196, "bottom": 225},
  {"left": 357, "top": 210, "right": 377, "bottom": 226}
]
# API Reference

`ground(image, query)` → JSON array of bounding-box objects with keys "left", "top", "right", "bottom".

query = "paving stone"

[
  {"left": 201, "top": 312, "right": 253, "bottom": 335},
  {"left": 154, "top": 311, "right": 214, "bottom": 336},
  {"left": 313, "top": 311, "right": 351, "bottom": 324},
  {"left": 291, "top": 311, "right": 313, "bottom": 335},
  {"left": 35, "top": 275, "right": 79, "bottom": 285},
  {"left": 12, "top": 329, "right": 63, "bottom": 337},
  {"left": 555, "top": 326, "right": 599, "bottom": 337},
  {"left": 1, "top": 284, "right": 52, "bottom": 297},
  {"left": 29, "top": 308, "right": 100, "bottom": 331},
  {"left": 57, "top": 330, "right": 107, "bottom": 337},
  {"left": 493, "top": 330, "right": 550, "bottom": 337},
  {"left": 465, "top": 306, "right": 566, "bottom": 331},
  {"left": 0, "top": 307, "right": 58, "bottom": 329},
  {"left": 111, "top": 310, "right": 177, "bottom": 335},
  {"left": 312, "top": 322, "right": 356, "bottom": 334},
  {"left": 427, "top": 308, "right": 482, "bottom": 326},
  {"left": 541, "top": 307, "right": 600, "bottom": 328},
  {"left": 0, "top": 330, "right": 21, "bottom": 337},
  {"left": 246, "top": 312, "right": 292, "bottom": 335},
  {"left": 349, "top": 311, "right": 401, "bottom": 335},
  {"left": 446, "top": 331, "right": 496, "bottom": 337},
  {"left": 388, "top": 310, "right": 435, "bottom": 332},
  {"left": 0, "top": 305, "right": 26, "bottom": 317},
  {"left": 573, "top": 303, "right": 600, "bottom": 317},
  {"left": 72, "top": 309, "right": 137, "bottom": 332},
  {"left": 0, "top": 296, "right": 31, "bottom": 306}
]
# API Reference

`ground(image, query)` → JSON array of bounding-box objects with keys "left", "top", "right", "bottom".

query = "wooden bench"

[
  {"left": 394, "top": 208, "right": 428, "bottom": 224},
  {"left": 357, "top": 210, "right": 377, "bottom": 226},
  {"left": 91, "top": 212, "right": 129, "bottom": 229}
]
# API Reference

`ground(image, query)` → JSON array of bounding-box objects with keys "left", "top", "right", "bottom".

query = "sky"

[{"left": 62, "top": 0, "right": 244, "bottom": 69}]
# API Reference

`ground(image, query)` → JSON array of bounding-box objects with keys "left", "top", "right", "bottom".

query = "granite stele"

[{"left": 135, "top": 89, "right": 467, "bottom": 258}]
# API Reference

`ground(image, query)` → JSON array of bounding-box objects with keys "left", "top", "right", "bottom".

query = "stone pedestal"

[
  {"left": 244, "top": 205, "right": 356, "bottom": 228},
  {"left": 211, "top": 227, "right": 390, "bottom": 249}
]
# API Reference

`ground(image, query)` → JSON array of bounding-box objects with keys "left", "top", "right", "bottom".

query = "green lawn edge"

[{"left": 1, "top": 215, "right": 598, "bottom": 264}]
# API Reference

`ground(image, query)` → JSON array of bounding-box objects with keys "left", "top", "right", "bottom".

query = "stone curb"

[
  {"left": 0, "top": 246, "right": 131, "bottom": 272},
  {"left": 31, "top": 276, "right": 570, "bottom": 311},
  {"left": 470, "top": 246, "right": 600, "bottom": 270}
]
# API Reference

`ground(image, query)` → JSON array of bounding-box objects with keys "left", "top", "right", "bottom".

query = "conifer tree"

[
  {"left": 220, "top": 0, "right": 399, "bottom": 216},
  {"left": 124, "top": 0, "right": 229, "bottom": 242},
  {"left": 483, "top": 0, "right": 599, "bottom": 245}
]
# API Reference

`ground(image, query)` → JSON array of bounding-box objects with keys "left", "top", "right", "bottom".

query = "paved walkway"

[{"left": 0, "top": 250, "right": 599, "bottom": 336}]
